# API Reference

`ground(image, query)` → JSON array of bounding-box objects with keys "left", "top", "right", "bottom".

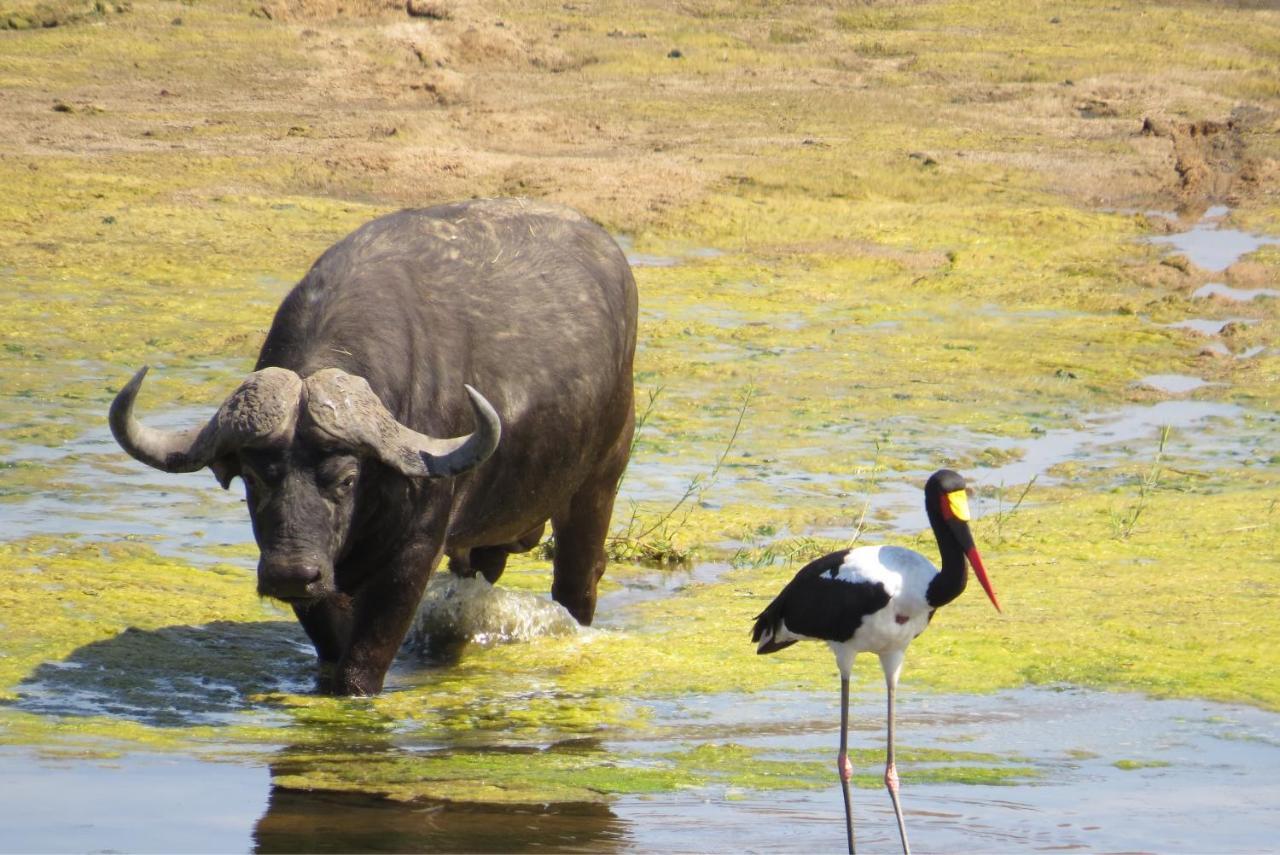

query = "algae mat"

[{"left": 2, "top": 0, "right": 1280, "bottom": 850}]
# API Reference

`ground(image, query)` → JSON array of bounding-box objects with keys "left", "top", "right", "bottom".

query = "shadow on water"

[
  {"left": 254, "top": 786, "right": 627, "bottom": 854},
  {"left": 8, "top": 620, "right": 314, "bottom": 727}
]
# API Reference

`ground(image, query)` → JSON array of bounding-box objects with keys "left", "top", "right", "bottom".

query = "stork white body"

[{"left": 758, "top": 545, "right": 937, "bottom": 677}]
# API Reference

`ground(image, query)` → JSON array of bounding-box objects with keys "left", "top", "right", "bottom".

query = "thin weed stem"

[
  {"left": 1112, "top": 425, "right": 1170, "bottom": 540},
  {"left": 609, "top": 385, "right": 755, "bottom": 565}
]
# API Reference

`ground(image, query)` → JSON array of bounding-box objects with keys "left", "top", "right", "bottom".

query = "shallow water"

[
  {"left": 874, "top": 399, "right": 1251, "bottom": 532},
  {"left": 1193, "top": 282, "right": 1280, "bottom": 302},
  {"left": 408, "top": 573, "right": 580, "bottom": 659},
  {"left": 1164, "top": 317, "right": 1256, "bottom": 336},
  {"left": 1135, "top": 374, "right": 1214, "bottom": 395},
  {"left": 616, "top": 235, "right": 723, "bottom": 268},
  {"left": 3, "top": 214, "right": 1278, "bottom": 854},
  {"left": 977, "top": 400, "right": 1241, "bottom": 482},
  {"left": 0, "top": 748, "right": 269, "bottom": 854},
  {"left": 2, "top": 409, "right": 250, "bottom": 556},
  {"left": 1148, "top": 206, "right": 1280, "bottom": 272},
  {"left": 3, "top": 686, "right": 1277, "bottom": 853}
]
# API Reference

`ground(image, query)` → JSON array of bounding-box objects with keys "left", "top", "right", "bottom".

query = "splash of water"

[{"left": 407, "top": 573, "right": 579, "bottom": 657}]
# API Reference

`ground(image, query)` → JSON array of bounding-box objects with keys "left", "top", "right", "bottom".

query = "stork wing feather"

[{"left": 752, "top": 549, "right": 891, "bottom": 649}]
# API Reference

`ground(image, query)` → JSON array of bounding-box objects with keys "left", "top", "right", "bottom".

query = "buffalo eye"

[{"left": 323, "top": 465, "right": 359, "bottom": 498}]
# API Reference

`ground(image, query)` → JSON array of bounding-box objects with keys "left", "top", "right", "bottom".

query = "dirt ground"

[{"left": 3, "top": 0, "right": 1276, "bottom": 236}]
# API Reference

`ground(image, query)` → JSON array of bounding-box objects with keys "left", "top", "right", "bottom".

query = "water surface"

[
  {"left": 1148, "top": 206, "right": 1280, "bottom": 271},
  {"left": 3, "top": 687, "right": 1277, "bottom": 853}
]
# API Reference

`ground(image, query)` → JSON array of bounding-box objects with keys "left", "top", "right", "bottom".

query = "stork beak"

[
  {"left": 966, "top": 546, "right": 1002, "bottom": 613},
  {"left": 943, "top": 487, "right": 1002, "bottom": 613}
]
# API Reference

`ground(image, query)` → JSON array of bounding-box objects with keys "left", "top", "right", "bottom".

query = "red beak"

[{"left": 966, "top": 547, "right": 1002, "bottom": 613}]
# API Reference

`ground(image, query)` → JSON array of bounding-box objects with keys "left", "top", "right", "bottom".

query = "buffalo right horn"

[
  {"left": 302, "top": 368, "right": 501, "bottom": 479},
  {"left": 109, "top": 366, "right": 304, "bottom": 473}
]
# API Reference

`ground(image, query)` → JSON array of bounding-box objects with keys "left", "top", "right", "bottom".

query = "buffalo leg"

[
  {"left": 293, "top": 595, "right": 353, "bottom": 692},
  {"left": 332, "top": 513, "right": 449, "bottom": 695},
  {"left": 550, "top": 424, "right": 631, "bottom": 625}
]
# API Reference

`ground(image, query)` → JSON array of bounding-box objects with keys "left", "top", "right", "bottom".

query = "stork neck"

[{"left": 924, "top": 505, "right": 968, "bottom": 608}]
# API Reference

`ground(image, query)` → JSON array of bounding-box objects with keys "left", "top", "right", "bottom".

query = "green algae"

[
  {"left": 0, "top": 153, "right": 379, "bottom": 446},
  {"left": 0, "top": 530, "right": 1059, "bottom": 803},
  {"left": 266, "top": 738, "right": 1037, "bottom": 804},
  {"left": 271, "top": 746, "right": 690, "bottom": 805},
  {"left": 1113, "top": 758, "right": 1171, "bottom": 771},
  {"left": 0, "top": 537, "right": 294, "bottom": 701},
  {"left": 457, "top": 484, "right": 1280, "bottom": 712}
]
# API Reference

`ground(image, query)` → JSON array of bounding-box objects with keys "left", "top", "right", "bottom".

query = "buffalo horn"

[
  {"left": 302, "top": 368, "right": 500, "bottom": 478},
  {"left": 109, "top": 366, "right": 304, "bottom": 473}
]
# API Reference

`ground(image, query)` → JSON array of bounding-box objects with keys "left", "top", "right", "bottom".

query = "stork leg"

[
  {"left": 838, "top": 675, "right": 855, "bottom": 855},
  {"left": 882, "top": 654, "right": 911, "bottom": 855}
]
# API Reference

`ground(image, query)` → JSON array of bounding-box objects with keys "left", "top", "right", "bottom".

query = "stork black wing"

[{"left": 752, "top": 549, "right": 891, "bottom": 647}]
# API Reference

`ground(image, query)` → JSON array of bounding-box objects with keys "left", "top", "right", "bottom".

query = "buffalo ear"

[{"left": 210, "top": 457, "right": 240, "bottom": 490}]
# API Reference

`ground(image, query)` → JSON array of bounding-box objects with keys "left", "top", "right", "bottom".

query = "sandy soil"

[{"left": 3, "top": 0, "right": 1276, "bottom": 235}]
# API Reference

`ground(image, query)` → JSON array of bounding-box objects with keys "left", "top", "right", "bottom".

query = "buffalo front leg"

[
  {"left": 330, "top": 540, "right": 444, "bottom": 696},
  {"left": 292, "top": 595, "right": 354, "bottom": 693}
]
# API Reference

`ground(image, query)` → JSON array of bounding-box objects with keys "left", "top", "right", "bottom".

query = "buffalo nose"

[{"left": 257, "top": 559, "right": 325, "bottom": 600}]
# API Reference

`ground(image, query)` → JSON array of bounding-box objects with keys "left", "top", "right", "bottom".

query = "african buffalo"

[{"left": 109, "top": 198, "right": 638, "bottom": 695}]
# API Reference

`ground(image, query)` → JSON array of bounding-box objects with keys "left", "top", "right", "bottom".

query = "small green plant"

[
  {"left": 847, "top": 431, "right": 890, "bottom": 545},
  {"left": 1110, "top": 426, "right": 1170, "bottom": 540},
  {"left": 989, "top": 475, "right": 1036, "bottom": 544},
  {"left": 729, "top": 432, "right": 890, "bottom": 569},
  {"left": 611, "top": 384, "right": 663, "bottom": 500},
  {"left": 607, "top": 386, "right": 754, "bottom": 566},
  {"left": 729, "top": 535, "right": 836, "bottom": 569}
]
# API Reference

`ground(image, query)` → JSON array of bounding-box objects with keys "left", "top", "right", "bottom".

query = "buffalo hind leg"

[{"left": 550, "top": 440, "right": 630, "bottom": 625}]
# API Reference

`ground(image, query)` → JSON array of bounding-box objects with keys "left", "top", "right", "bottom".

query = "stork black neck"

[{"left": 923, "top": 479, "right": 970, "bottom": 609}]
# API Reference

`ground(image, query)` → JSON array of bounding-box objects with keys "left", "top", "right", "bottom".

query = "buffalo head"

[{"left": 109, "top": 366, "right": 500, "bottom": 602}]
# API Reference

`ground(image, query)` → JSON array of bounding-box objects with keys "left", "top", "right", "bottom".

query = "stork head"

[{"left": 926, "top": 469, "right": 1002, "bottom": 612}]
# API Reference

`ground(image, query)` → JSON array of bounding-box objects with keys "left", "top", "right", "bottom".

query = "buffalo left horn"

[
  {"left": 302, "top": 368, "right": 501, "bottom": 478},
  {"left": 109, "top": 366, "right": 304, "bottom": 474}
]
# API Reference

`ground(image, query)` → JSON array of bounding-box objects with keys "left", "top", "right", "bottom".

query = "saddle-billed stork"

[{"left": 751, "top": 469, "right": 1002, "bottom": 854}]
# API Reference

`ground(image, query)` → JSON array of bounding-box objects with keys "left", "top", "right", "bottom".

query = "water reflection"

[{"left": 254, "top": 786, "right": 627, "bottom": 853}]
